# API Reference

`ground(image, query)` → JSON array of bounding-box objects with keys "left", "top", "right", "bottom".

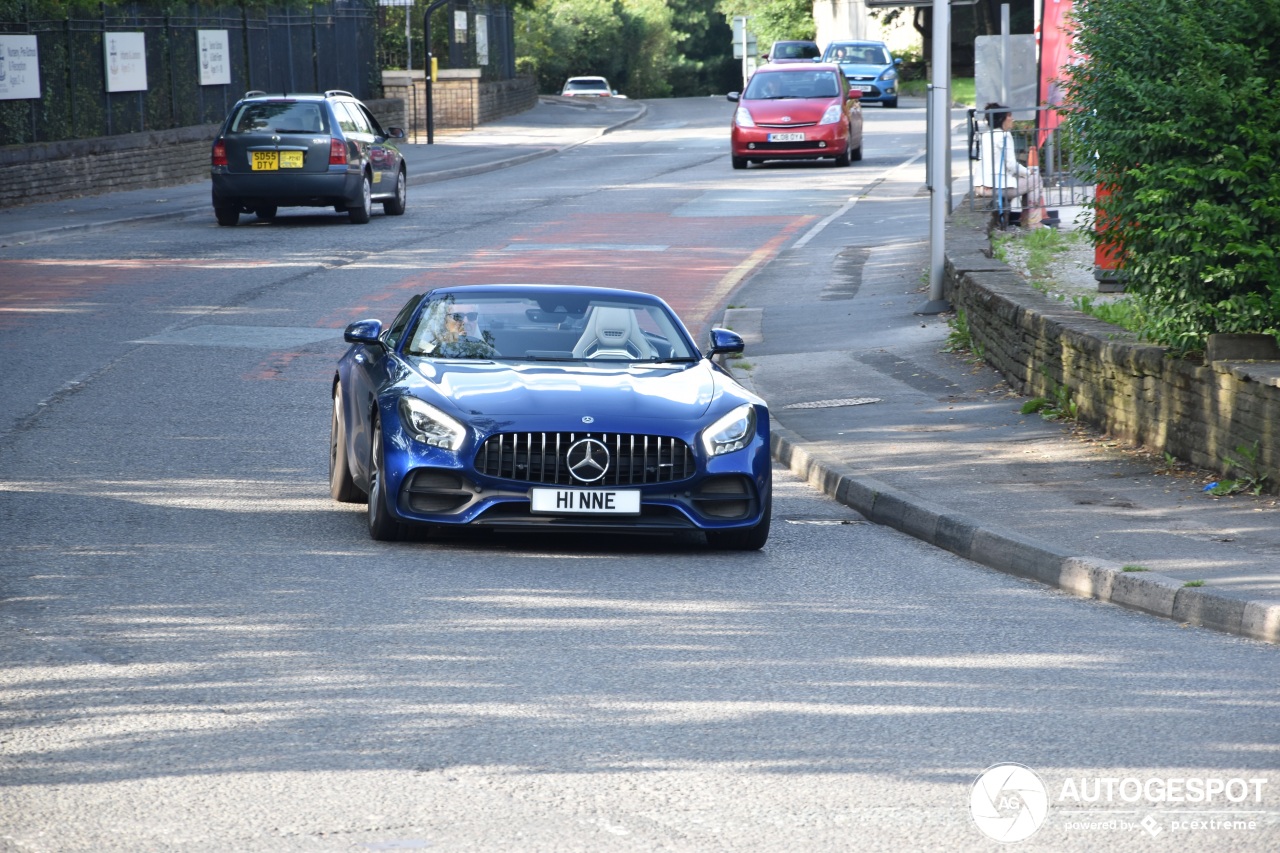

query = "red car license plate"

[{"left": 768, "top": 132, "right": 805, "bottom": 143}]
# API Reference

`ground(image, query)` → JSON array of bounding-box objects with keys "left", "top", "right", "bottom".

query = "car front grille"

[
  {"left": 758, "top": 121, "right": 817, "bottom": 129},
  {"left": 476, "top": 432, "right": 696, "bottom": 486}
]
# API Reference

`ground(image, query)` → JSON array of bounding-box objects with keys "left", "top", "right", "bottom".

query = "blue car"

[
  {"left": 822, "top": 40, "right": 902, "bottom": 108},
  {"left": 330, "top": 285, "right": 772, "bottom": 549}
]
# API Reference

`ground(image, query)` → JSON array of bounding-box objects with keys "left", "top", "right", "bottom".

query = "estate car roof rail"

[
  {"left": 324, "top": 90, "right": 354, "bottom": 98},
  {"left": 244, "top": 90, "right": 267, "bottom": 98}
]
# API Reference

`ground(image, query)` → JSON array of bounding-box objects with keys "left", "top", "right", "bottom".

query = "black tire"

[
  {"left": 834, "top": 136, "right": 852, "bottom": 167},
  {"left": 851, "top": 142, "right": 863, "bottom": 162},
  {"left": 214, "top": 199, "right": 239, "bottom": 226},
  {"left": 732, "top": 156, "right": 748, "bottom": 170},
  {"left": 349, "top": 174, "right": 372, "bottom": 224},
  {"left": 383, "top": 168, "right": 407, "bottom": 216},
  {"left": 367, "top": 419, "right": 402, "bottom": 541},
  {"left": 329, "top": 386, "right": 363, "bottom": 503},
  {"left": 705, "top": 486, "right": 772, "bottom": 551},
  {"left": 884, "top": 98, "right": 898, "bottom": 109},
  {"left": 254, "top": 205, "right": 277, "bottom": 221}
]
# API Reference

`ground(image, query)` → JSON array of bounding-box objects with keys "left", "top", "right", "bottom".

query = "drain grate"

[{"left": 782, "top": 397, "right": 882, "bottom": 410}]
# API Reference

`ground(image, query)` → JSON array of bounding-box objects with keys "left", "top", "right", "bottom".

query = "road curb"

[{"left": 769, "top": 421, "right": 1280, "bottom": 644}]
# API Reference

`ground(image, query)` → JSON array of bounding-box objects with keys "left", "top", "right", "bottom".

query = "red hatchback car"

[{"left": 727, "top": 63, "right": 863, "bottom": 169}]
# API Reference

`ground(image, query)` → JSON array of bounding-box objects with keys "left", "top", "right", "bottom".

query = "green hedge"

[{"left": 1063, "top": 0, "right": 1280, "bottom": 353}]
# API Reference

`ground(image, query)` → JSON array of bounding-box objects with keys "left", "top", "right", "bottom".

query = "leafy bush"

[{"left": 1062, "top": 0, "right": 1280, "bottom": 354}]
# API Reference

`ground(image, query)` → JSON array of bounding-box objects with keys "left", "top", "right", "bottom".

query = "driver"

[
  {"left": 756, "top": 76, "right": 781, "bottom": 98},
  {"left": 421, "top": 300, "right": 498, "bottom": 358}
]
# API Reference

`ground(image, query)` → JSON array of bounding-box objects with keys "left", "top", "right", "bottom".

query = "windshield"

[
  {"left": 745, "top": 70, "right": 841, "bottom": 100},
  {"left": 402, "top": 292, "right": 698, "bottom": 363},
  {"left": 826, "top": 45, "right": 890, "bottom": 65}
]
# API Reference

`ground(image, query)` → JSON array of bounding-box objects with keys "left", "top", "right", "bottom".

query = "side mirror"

[
  {"left": 894, "top": 58, "right": 903, "bottom": 66},
  {"left": 727, "top": 92, "right": 740, "bottom": 102},
  {"left": 707, "top": 328, "right": 744, "bottom": 357},
  {"left": 344, "top": 319, "right": 384, "bottom": 345},
  {"left": 387, "top": 127, "right": 406, "bottom": 139}
]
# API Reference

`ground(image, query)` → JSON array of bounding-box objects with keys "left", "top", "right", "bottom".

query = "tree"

[
  {"left": 715, "top": 0, "right": 812, "bottom": 47},
  {"left": 1062, "top": 0, "right": 1280, "bottom": 352}
]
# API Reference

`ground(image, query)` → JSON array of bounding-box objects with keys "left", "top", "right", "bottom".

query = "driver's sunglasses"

[{"left": 448, "top": 311, "right": 478, "bottom": 322}]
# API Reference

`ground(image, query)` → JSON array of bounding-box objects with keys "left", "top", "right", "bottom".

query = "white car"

[{"left": 560, "top": 76, "right": 622, "bottom": 98}]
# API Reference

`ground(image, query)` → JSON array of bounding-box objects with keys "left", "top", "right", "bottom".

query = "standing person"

[{"left": 978, "top": 102, "right": 1046, "bottom": 228}]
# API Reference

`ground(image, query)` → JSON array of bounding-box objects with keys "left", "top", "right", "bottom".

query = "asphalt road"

[{"left": 1, "top": 97, "right": 1277, "bottom": 852}]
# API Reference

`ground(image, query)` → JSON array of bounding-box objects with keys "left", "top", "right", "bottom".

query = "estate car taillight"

[
  {"left": 329, "top": 138, "right": 347, "bottom": 166},
  {"left": 211, "top": 140, "right": 228, "bottom": 167}
]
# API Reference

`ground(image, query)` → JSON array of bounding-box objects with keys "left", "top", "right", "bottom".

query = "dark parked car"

[
  {"left": 210, "top": 90, "right": 407, "bottom": 225},
  {"left": 330, "top": 284, "right": 772, "bottom": 549},
  {"left": 765, "top": 40, "right": 821, "bottom": 63}
]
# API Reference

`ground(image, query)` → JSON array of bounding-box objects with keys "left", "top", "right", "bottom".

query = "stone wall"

[
  {"left": 380, "top": 71, "right": 538, "bottom": 138},
  {"left": 0, "top": 99, "right": 404, "bottom": 210},
  {"left": 944, "top": 205, "right": 1280, "bottom": 492}
]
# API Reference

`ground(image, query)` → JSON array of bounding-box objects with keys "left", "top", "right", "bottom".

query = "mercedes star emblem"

[{"left": 566, "top": 438, "right": 610, "bottom": 484}]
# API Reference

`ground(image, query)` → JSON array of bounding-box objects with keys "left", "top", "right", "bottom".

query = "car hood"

[
  {"left": 744, "top": 99, "right": 835, "bottom": 124},
  {"left": 406, "top": 359, "right": 723, "bottom": 420},
  {"left": 838, "top": 62, "right": 889, "bottom": 76}
]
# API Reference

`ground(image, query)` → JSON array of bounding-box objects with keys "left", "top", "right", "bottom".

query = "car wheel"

[
  {"left": 349, "top": 174, "right": 372, "bottom": 224},
  {"left": 329, "top": 386, "right": 363, "bottom": 503},
  {"left": 213, "top": 197, "right": 239, "bottom": 226},
  {"left": 705, "top": 486, "right": 771, "bottom": 551},
  {"left": 851, "top": 142, "right": 863, "bottom": 162},
  {"left": 383, "top": 167, "right": 407, "bottom": 216},
  {"left": 732, "top": 156, "right": 748, "bottom": 170},
  {"left": 834, "top": 137, "right": 852, "bottom": 167},
  {"left": 884, "top": 98, "right": 898, "bottom": 108},
  {"left": 367, "top": 418, "right": 402, "bottom": 541},
  {"left": 254, "top": 205, "right": 277, "bottom": 221}
]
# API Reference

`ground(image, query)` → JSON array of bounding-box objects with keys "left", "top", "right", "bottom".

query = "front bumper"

[
  {"left": 379, "top": 420, "right": 772, "bottom": 534},
  {"left": 731, "top": 124, "right": 846, "bottom": 161}
]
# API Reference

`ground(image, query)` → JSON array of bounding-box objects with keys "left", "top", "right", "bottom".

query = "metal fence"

[
  {"left": 0, "top": 2, "right": 377, "bottom": 146},
  {"left": 965, "top": 105, "right": 1095, "bottom": 218},
  {"left": 375, "top": 1, "right": 516, "bottom": 83}
]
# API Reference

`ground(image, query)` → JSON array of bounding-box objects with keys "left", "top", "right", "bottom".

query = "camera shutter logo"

[{"left": 970, "top": 763, "right": 1049, "bottom": 842}]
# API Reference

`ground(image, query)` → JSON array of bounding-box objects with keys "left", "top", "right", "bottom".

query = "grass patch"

[
  {"left": 1121, "top": 565, "right": 1150, "bottom": 572},
  {"left": 1183, "top": 580, "right": 1206, "bottom": 588},
  {"left": 942, "top": 308, "right": 984, "bottom": 362},
  {"left": 899, "top": 77, "right": 974, "bottom": 105}
]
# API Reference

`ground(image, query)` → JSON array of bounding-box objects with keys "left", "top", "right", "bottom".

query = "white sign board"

[
  {"left": 476, "top": 15, "right": 489, "bottom": 66},
  {"left": 0, "top": 35, "right": 41, "bottom": 100},
  {"left": 104, "top": 32, "right": 147, "bottom": 93},
  {"left": 197, "top": 30, "right": 230, "bottom": 86}
]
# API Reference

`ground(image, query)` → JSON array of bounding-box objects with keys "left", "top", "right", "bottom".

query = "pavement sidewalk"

[
  {"left": 2, "top": 97, "right": 1276, "bottom": 645},
  {"left": 729, "top": 231, "right": 1280, "bottom": 646}
]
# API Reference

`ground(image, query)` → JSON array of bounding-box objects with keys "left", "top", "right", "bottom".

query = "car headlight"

[
  {"left": 701, "top": 404, "right": 757, "bottom": 456},
  {"left": 819, "top": 104, "right": 843, "bottom": 125},
  {"left": 880, "top": 68, "right": 898, "bottom": 82},
  {"left": 735, "top": 106, "right": 756, "bottom": 128},
  {"left": 399, "top": 396, "right": 466, "bottom": 449}
]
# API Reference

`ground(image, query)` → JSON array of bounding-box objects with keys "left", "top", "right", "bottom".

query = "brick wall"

[
  {"left": 944, "top": 205, "right": 1280, "bottom": 492},
  {"left": 381, "top": 72, "right": 537, "bottom": 137},
  {"left": 0, "top": 99, "right": 404, "bottom": 210}
]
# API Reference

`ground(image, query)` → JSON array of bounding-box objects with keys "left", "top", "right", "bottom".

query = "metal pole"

[
  {"left": 917, "top": 0, "right": 952, "bottom": 315},
  {"left": 422, "top": 0, "right": 449, "bottom": 144},
  {"left": 1001, "top": 3, "right": 1010, "bottom": 105}
]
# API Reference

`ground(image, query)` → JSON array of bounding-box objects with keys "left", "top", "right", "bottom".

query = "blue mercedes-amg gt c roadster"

[{"left": 330, "top": 284, "right": 772, "bottom": 549}]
